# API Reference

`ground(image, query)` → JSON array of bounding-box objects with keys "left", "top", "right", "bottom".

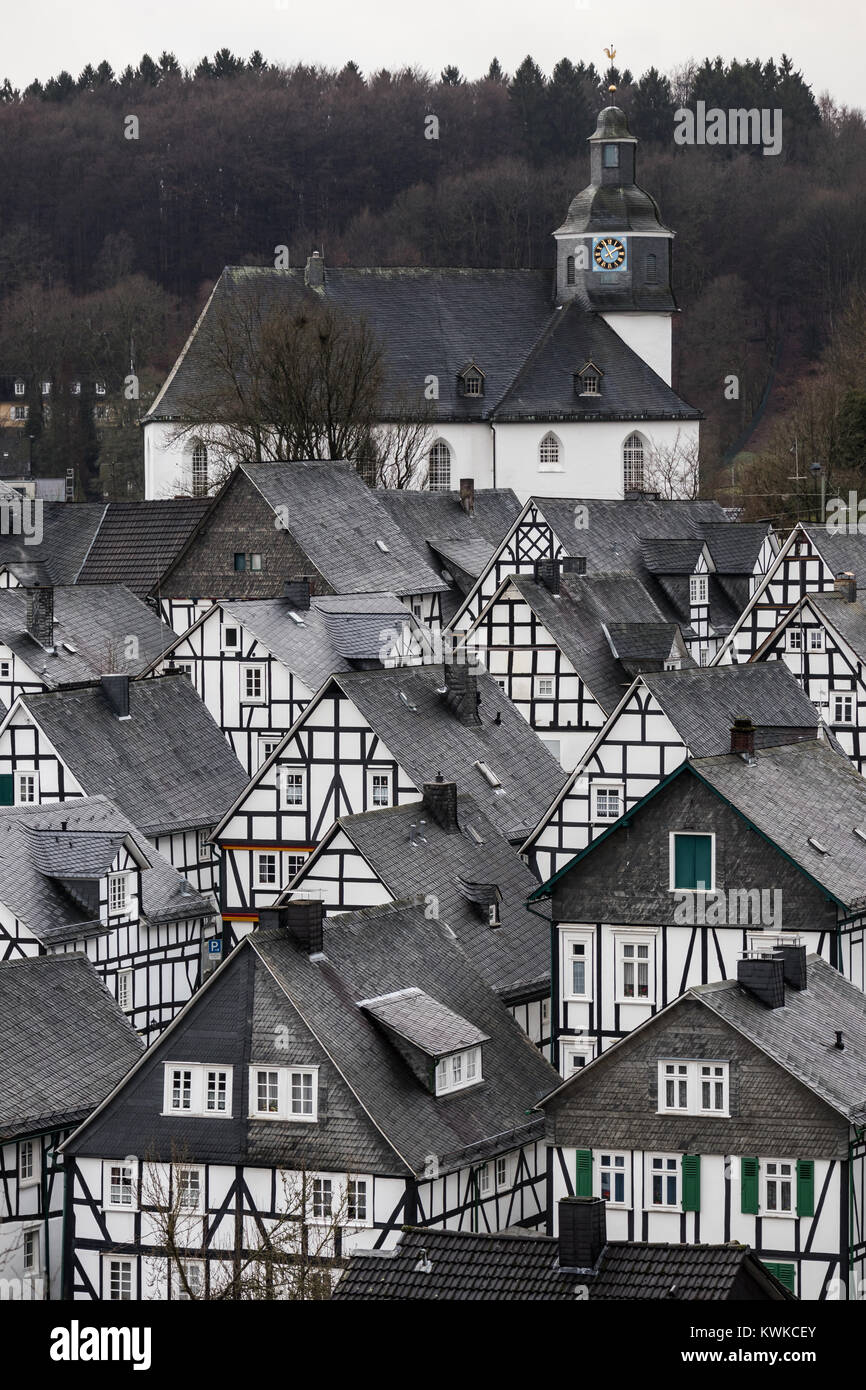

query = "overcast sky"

[{"left": 6, "top": 0, "right": 863, "bottom": 110}]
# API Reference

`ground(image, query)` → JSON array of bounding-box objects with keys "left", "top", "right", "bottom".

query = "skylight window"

[
  {"left": 807, "top": 837, "right": 828, "bottom": 855},
  {"left": 854, "top": 826, "right": 866, "bottom": 844},
  {"left": 288, "top": 611, "right": 306, "bottom": 626},
  {"left": 474, "top": 760, "right": 502, "bottom": 790},
  {"left": 375, "top": 540, "right": 390, "bottom": 554}
]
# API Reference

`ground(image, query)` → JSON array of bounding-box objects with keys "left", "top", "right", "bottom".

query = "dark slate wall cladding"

[
  {"left": 161, "top": 472, "right": 329, "bottom": 599},
  {"left": 545, "top": 997, "right": 849, "bottom": 1159},
  {"left": 552, "top": 768, "right": 839, "bottom": 933}
]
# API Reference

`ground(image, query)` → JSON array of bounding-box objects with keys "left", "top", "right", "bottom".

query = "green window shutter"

[
  {"left": 763, "top": 1261, "right": 796, "bottom": 1294},
  {"left": 0, "top": 774, "right": 12, "bottom": 806},
  {"left": 673, "top": 834, "right": 713, "bottom": 890},
  {"left": 575, "top": 1148, "right": 593, "bottom": 1198},
  {"left": 741, "top": 1156, "right": 760, "bottom": 1214},
  {"left": 681, "top": 1154, "right": 701, "bottom": 1211},
  {"left": 796, "top": 1160, "right": 815, "bottom": 1217}
]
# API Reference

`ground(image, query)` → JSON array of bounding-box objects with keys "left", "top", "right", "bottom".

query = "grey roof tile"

[
  {"left": 358, "top": 987, "right": 489, "bottom": 1056},
  {"left": 77, "top": 500, "right": 212, "bottom": 596},
  {"left": 642, "top": 662, "right": 819, "bottom": 756}
]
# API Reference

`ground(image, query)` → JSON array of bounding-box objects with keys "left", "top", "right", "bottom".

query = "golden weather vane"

[{"left": 603, "top": 44, "right": 618, "bottom": 91}]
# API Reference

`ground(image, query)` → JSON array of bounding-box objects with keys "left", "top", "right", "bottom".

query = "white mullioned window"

[
  {"left": 495, "top": 1155, "right": 509, "bottom": 1189},
  {"left": 649, "top": 1155, "right": 680, "bottom": 1209},
  {"left": 538, "top": 432, "right": 562, "bottom": 472},
  {"left": 622, "top": 432, "right": 644, "bottom": 491},
  {"left": 163, "top": 1063, "right": 233, "bottom": 1117},
  {"left": 536, "top": 676, "right": 554, "bottom": 698},
  {"left": 174, "top": 1260, "right": 204, "bottom": 1300},
  {"left": 177, "top": 1166, "right": 203, "bottom": 1212},
  {"left": 19, "top": 1139, "right": 37, "bottom": 1184},
  {"left": 476, "top": 1163, "right": 491, "bottom": 1195},
  {"left": 108, "top": 872, "right": 130, "bottom": 913},
  {"left": 559, "top": 1039, "right": 595, "bottom": 1077},
  {"left": 241, "top": 663, "right": 266, "bottom": 704},
  {"left": 281, "top": 768, "right": 306, "bottom": 807},
  {"left": 255, "top": 852, "right": 279, "bottom": 888},
  {"left": 15, "top": 770, "right": 38, "bottom": 804},
  {"left": 434, "top": 1046, "right": 483, "bottom": 1096},
  {"left": 105, "top": 1161, "right": 136, "bottom": 1209},
  {"left": 116, "top": 969, "right": 133, "bottom": 1012},
  {"left": 347, "top": 1178, "right": 369, "bottom": 1223},
  {"left": 106, "top": 1257, "right": 133, "bottom": 1300},
  {"left": 23, "top": 1229, "right": 39, "bottom": 1272},
  {"left": 787, "top": 627, "right": 803, "bottom": 651},
  {"left": 689, "top": 575, "right": 708, "bottom": 605},
  {"left": 368, "top": 769, "right": 392, "bottom": 807},
  {"left": 762, "top": 1159, "right": 795, "bottom": 1215},
  {"left": 561, "top": 932, "right": 592, "bottom": 1000},
  {"left": 593, "top": 782, "right": 623, "bottom": 822},
  {"left": 14, "top": 379, "right": 25, "bottom": 396},
  {"left": 427, "top": 440, "right": 451, "bottom": 491},
  {"left": 286, "top": 853, "right": 307, "bottom": 880},
  {"left": 258, "top": 735, "right": 281, "bottom": 768},
  {"left": 832, "top": 691, "right": 855, "bottom": 724},
  {"left": 248, "top": 1065, "right": 319, "bottom": 1121},
  {"left": 598, "top": 1152, "right": 629, "bottom": 1207},
  {"left": 191, "top": 442, "right": 209, "bottom": 497},
  {"left": 808, "top": 628, "right": 824, "bottom": 651},
  {"left": 658, "top": 1060, "right": 729, "bottom": 1116},
  {"left": 311, "top": 1177, "right": 333, "bottom": 1220},
  {"left": 617, "top": 938, "right": 652, "bottom": 1002}
]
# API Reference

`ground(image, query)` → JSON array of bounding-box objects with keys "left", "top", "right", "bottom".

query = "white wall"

[{"left": 600, "top": 313, "right": 673, "bottom": 386}]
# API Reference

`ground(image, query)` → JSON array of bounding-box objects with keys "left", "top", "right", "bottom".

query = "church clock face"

[{"left": 592, "top": 236, "right": 627, "bottom": 272}]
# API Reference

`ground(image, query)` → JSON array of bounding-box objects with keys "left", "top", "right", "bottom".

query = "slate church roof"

[{"left": 0, "top": 952, "right": 143, "bottom": 1140}]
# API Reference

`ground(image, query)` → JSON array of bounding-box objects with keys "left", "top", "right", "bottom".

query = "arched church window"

[
  {"left": 191, "top": 442, "right": 209, "bottom": 497},
  {"left": 566, "top": 256, "right": 575, "bottom": 286},
  {"left": 623, "top": 433, "right": 644, "bottom": 492},
  {"left": 646, "top": 253, "right": 658, "bottom": 284},
  {"left": 428, "top": 440, "right": 451, "bottom": 492},
  {"left": 539, "top": 432, "right": 562, "bottom": 472}
]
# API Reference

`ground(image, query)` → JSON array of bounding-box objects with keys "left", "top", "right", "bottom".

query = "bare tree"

[
  {"left": 644, "top": 429, "right": 702, "bottom": 499},
  {"left": 138, "top": 1146, "right": 351, "bottom": 1300}
]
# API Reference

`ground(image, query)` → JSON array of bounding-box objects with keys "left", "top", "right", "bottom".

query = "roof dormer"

[
  {"left": 457, "top": 362, "right": 485, "bottom": 398},
  {"left": 357, "top": 985, "right": 489, "bottom": 1095},
  {"left": 574, "top": 361, "right": 604, "bottom": 397}
]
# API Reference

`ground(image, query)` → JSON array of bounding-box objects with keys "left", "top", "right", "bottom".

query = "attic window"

[
  {"left": 575, "top": 362, "right": 603, "bottom": 397},
  {"left": 459, "top": 365, "right": 485, "bottom": 398},
  {"left": 488, "top": 902, "right": 501, "bottom": 928},
  {"left": 435, "top": 1046, "right": 483, "bottom": 1096},
  {"left": 690, "top": 575, "right": 708, "bottom": 605},
  {"left": 807, "top": 837, "right": 828, "bottom": 855},
  {"left": 474, "top": 760, "right": 503, "bottom": 790},
  {"left": 375, "top": 539, "right": 390, "bottom": 554}
]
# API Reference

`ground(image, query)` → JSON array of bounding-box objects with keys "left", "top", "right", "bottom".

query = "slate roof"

[
  {"left": 0, "top": 584, "right": 175, "bottom": 685},
  {"left": 701, "top": 522, "right": 771, "bottom": 575},
  {"left": 0, "top": 501, "right": 104, "bottom": 584},
  {"left": 248, "top": 903, "right": 559, "bottom": 1174},
  {"left": 332, "top": 1227, "right": 792, "bottom": 1301},
  {"left": 803, "top": 523, "right": 866, "bottom": 582},
  {"left": 693, "top": 739, "right": 866, "bottom": 911},
  {"left": 358, "top": 987, "right": 489, "bottom": 1056},
  {"left": 77, "top": 499, "right": 212, "bottom": 596},
  {"left": 694, "top": 956, "right": 866, "bottom": 1126},
  {"left": 289, "top": 794, "right": 549, "bottom": 1001},
  {"left": 144, "top": 264, "right": 698, "bottom": 426},
  {"left": 298, "top": 664, "right": 567, "bottom": 842},
  {"left": 0, "top": 796, "right": 213, "bottom": 943},
  {"left": 0, "top": 952, "right": 144, "bottom": 1139},
  {"left": 640, "top": 538, "right": 706, "bottom": 574},
  {"left": 642, "top": 662, "right": 820, "bottom": 756},
  {"left": 242, "top": 462, "right": 448, "bottom": 597},
  {"left": 807, "top": 590, "right": 866, "bottom": 659},
  {"left": 17, "top": 673, "right": 249, "bottom": 835}
]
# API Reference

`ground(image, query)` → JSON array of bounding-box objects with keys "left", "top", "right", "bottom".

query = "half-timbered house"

[
  {"left": 60, "top": 899, "right": 559, "bottom": 1300},
  {"left": 212, "top": 657, "right": 566, "bottom": 941},
  {"left": 750, "top": 575, "right": 866, "bottom": 774},
  {"left": 150, "top": 461, "right": 449, "bottom": 635},
  {"left": 0, "top": 795, "right": 218, "bottom": 1039},
  {"left": 0, "top": 584, "right": 175, "bottom": 712},
  {"left": 529, "top": 733, "right": 866, "bottom": 1073},
  {"left": 145, "top": 586, "right": 425, "bottom": 775},
  {"left": 461, "top": 563, "right": 691, "bottom": 770},
  {"left": 0, "top": 953, "right": 142, "bottom": 1299},
  {"left": 0, "top": 672, "right": 248, "bottom": 899},
  {"left": 541, "top": 951, "right": 866, "bottom": 1300},
  {"left": 522, "top": 661, "right": 821, "bottom": 884},
  {"left": 281, "top": 781, "right": 552, "bottom": 1049},
  {"left": 715, "top": 522, "right": 866, "bottom": 665}
]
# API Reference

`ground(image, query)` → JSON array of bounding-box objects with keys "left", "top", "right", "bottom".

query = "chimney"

[
  {"left": 835, "top": 571, "right": 856, "bottom": 603},
  {"left": 534, "top": 559, "right": 562, "bottom": 595},
  {"left": 443, "top": 648, "right": 481, "bottom": 725},
  {"left": 304, "top": 250, "right": 324, "bottom": 288},
  {"left": 558, "top": 1196, "right": 607, "bottom": 1270},
  {"left": 779, "top": 940, "right": 807, "bottom": 991},
  {"left": 284, "top": 578, "right": 311, "bottom": 611},
  {"left": 26, "top": 584, "right": 54, "bottom": 651},
  {"left": 459, "top": 478, "right": 475, "bottom": 516},
  {"left": 423, "top": 775, "right": 459, "bottom": 833},
  {"left": 100, "top": 673, "right": 130, "bottom": 719},
  {"left": 259, "top": 899, "right": 324, "bottom": 955},
  {"left": 737, "top": 949, "right": 785, "bottom": 1009},
  {"left": 730, "top": 717, "right": 756, "bottom": 757},
  {"left": 562, "top": 556, "right": 587, "bottom": 577}
]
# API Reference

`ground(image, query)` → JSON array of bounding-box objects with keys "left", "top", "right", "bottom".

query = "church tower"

[{"left": 553, "top": 105, "right": 676, "bottom": 384}]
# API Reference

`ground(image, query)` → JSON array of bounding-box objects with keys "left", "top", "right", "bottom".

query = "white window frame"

[
  {"left": 592, "top": 781, "right": 623, "bottom": 824},
  {"left": 495, "top": 1155, "right": 510, "bottom": 1189},
  {"left": 623, "top": 433, "right": 645, "bottom": 491},
  {"left": 95, "top": 381, "right": 106, "bottom": 396},
  {"left": 255, "top": 851, "right": 280, "bottom": 890},
  {"left": 367, "top": 767, "right": 392, "bottom": 808},
  {"left": 559, "top": 1038, "right": 595, "bottom": 1077},
  {"left": 808, "top": 628, "right": 824, "bottom": 651},
  {"left": 15, "top": 770, "right": 38, "bottom": 805},
  {"left": 116, "top": 969, "right": 133, "bottom": 1013},
  {"left": 198, "top": 828, "right": 213, "bottom": 861},
  {"left": 104, "top": 1255, "right": 133, "bottom": 1300},
  {"left": 309, "top": 1174, "right": 334, "bottom": 1222},
  {"left": 19, "top": 1138, "right": 39, "bottom": 1187},
  {"left": 248, "top": 1065, "right": 319, "bottom": 1121},
  {"left": 536, "top": 676, "right": 554, "bottom": 699},
  {"left": 761, "top": 1158, "right": 796, "bottom": 1217},
  {"left": 427, "top": 440, "right": 451, "bottom": 491},
  {"left": 286, "top": 852, "right": 308, "bottom": 881},
  {"left": 240, "top": 662, "right": 267, "bottom": 705},
  {"left": 538, "top": 431, "right": 563, "bottom": 473},
  {"left": 689, "top": 575, "right": 708, "bottom": 605},
  {"left": 560, "top": 929, "right": 593, "bottom": 1001},
  {"left": 786, "top": 627, "right": 803, "bottom": 651},
  {"left": 831, "top": 690, "right": 855, "bottom": 725},
  {"left": 12, "top": 405, "right": 27, "bottom": 421},
  {"left": 669, "top": 831, "right": 716, "bottom": 892},
  {"left": 614, "top": 933, "right": 655, "bottom": 1004},
  {"left": 475, "top": 1162, "right": 491, "bottom": 1195},
  {"left": 173, "top": 1259, "right": 205, "bottom": 1300},
  {"left": 657, "top": 1059, "right": 729, "bottom": 1116},
  {"left": 104, "top": 1159, "right": 138, "bottom": 1211},
  {"left": 13, "top": 379, "right": 25, "bottom": 396},
  {"left": 434, "top": 1046, "right": 483, "bottom": 1096},
  {"left": 281, "top": 766, "right": 306, "bottom": 808},
  {"left": 23, "top": 1227, "right": 40, "bottom": 1272},
  {"left": 648, "top": 1154, "right": 681, "bottom": 1210},
  {"left": 346, "top": 1175, "right": 371, "bottom": 1226},
  {"left": 222, "top": 624, "right": 239, "bottom": 651},
  {"left": 108, "top": 871, "right": 131, "bottom": 914},
  {"left": 162, "top": 1063, "right": 234, "bottom": 1118},
  {"left": 175, "top": 1164, "right": 204, "bottom": 1214},
  {"left": 258, "top": 735, "right": 281, "bottom": 768},
  {"left": 597, "top": 1150, "right": 631, "bottom": 1208}
]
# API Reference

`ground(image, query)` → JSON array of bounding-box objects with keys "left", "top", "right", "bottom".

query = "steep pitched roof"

[
  {"left": 0, "top": 584, "right": 175, "bottom": 686},
  {"left": 294, "top": 793, "right": 549, "bottom": 1001},
  {"left": 76, "top": 499, "right": 212, "bottom": 596},
  {"left": 0, "top": 502, "right": 104, "bottom": 584},
  {"left": 802, "top": 523, "right": 866, "bottom": 582},
  {"left": 143, "top": 264, "right": 698, "bottom": 427},
  {"left": 16, "top": 674, "right": 248, "bottom": 835},
  {"left": 641, "top": 662, "right": 819, "bottom": 756},
  {"left": 0, "top": 952, "right": 144, "bottom": 1138},
  {"left": 807, "top": 590, "right": 866, "bottom": 659},
  {"left": 332, "top": 1227, "right": 792, "bottom": 1301},
  {"left": 0, "top": 796, "right": 212, "bottom": 944}
]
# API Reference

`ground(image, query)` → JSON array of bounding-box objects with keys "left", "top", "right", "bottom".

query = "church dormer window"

[
  {"left": 566, "top": 255, "right": 575, "bottom": 286},
  {"left": 458, "top": 363, "right": 485, "bottom": 398},
  {"left": 575, "top": 361, "right": 603, "bottom": 397},
  {"left": 538, "top": 432, "right": 563, "bottom": 472},
  {"left": 603, "top": 143, "right": 620, "bottom": 168},
  {"left": 623, "top": 433, "right": 645, "bottom": 491},
  {"left": 646, "top": 253, "right": 658, "bottom": 284}
]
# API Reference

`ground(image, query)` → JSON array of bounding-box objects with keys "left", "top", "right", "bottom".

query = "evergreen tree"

[
  {"left": 509, "top": 56, "right": 551, "bottom": 160},
  {"left": 486, "top": 58, "right": 506, "bottom": 82},
  {"left": 632, "top": 66, "right": 675, "bottom": 143},
  {"left": 440, "top": 65, "right": 463, "bottom": 86}
]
